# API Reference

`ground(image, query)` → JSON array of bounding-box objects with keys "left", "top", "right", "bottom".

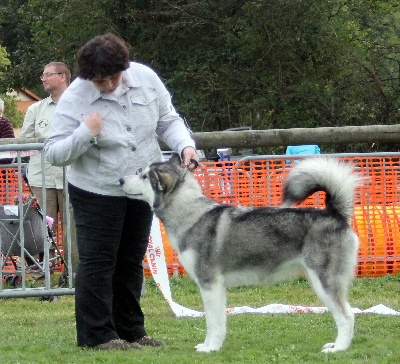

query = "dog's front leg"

[{"left": 195, "top": 282, "right": 227, "bottom": 352}]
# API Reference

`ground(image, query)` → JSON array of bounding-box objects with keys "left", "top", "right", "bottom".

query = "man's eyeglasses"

[{"left": 40, "top": 72, "right": 64, "bottom": 80}]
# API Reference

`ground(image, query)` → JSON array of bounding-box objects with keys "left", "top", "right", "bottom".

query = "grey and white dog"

[{"left": 120, "top": 154, "right": 359, "bottom": 353}]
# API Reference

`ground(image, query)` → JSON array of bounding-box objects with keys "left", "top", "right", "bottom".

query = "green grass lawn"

[{"left": 0, "top": 274, "right": 399, "bottom": 364}]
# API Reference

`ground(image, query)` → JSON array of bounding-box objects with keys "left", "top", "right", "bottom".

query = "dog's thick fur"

[{"left": 120, "top": 154, "right": 359, "bottom": 353}]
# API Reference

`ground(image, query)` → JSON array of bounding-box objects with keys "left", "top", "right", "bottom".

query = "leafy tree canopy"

[
  {"left": 0, "top": 0, "right": 399, "bottom": 145},
  {"left": 0, "top": 45, "right": 11, "bottom": 70},
  {"left": 0, "top": 94, "right": 24, "bottom": 128}
]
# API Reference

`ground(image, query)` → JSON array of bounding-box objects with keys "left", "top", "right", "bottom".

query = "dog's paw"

[
  {"left": 195, "top": 343, "right": 205, "bottom": 350},
  {"left": 321, "top": 342, "right": 348, "bottom": 353},
  {"left": 195, "top": 343, "right": 220, "bottom": 353}
]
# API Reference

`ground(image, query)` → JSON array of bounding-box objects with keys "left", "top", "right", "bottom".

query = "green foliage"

[
  {"left": 0, "top": 0, "right": 399, "bottom": 144},
  {"left": 0, "top": 93, "right": 24, "bottom": 128},
  {"left": 0, "top": 45, "right": 11, "bottom": 69}
]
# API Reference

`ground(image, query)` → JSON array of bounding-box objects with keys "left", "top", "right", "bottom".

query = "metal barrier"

[
  {"left": 0, "top": 143, "right": 74, "bottom": 298},
  {"left": 146, "top": 152, "right": 400, "bottom": 278}
]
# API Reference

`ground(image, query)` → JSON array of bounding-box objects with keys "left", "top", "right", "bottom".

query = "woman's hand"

[
  {"left": 181, "top": 146, "right": 199, "bottom": 171},
  {"left": 84, "top": 111, "right": 103, "bottom": 136}
]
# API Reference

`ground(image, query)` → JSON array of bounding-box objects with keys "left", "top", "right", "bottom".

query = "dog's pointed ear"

[
  {"left": 151, "top": 168, "right": 175, "bottom": 192},
  {"left": 169, "top": 153, "right": 182, "bottom": 166}
]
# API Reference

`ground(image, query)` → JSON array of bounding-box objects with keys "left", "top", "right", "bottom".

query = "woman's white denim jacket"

[{"left": 44, "top": 62, "right": 196, "bottom": 196}]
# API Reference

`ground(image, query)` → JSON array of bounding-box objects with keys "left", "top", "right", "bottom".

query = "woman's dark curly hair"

[{"left": 75, "top": 33, "right": 130, "bottom": 80}]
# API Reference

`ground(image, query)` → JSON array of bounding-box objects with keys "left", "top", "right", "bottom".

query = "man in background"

[
  {"left": 0, "top": 98, "right": 16, "bottom": 164},
  {"left": 20, "top": 62, "right": 71, "bottom": 237}
]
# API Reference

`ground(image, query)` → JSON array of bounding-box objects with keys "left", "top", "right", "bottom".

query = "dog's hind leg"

[
  {"left": 195, "top": 279, "right": 227, "bottom": 352},
  {"left": 305, "top": 268, "right": 354, "bottom": 353}
]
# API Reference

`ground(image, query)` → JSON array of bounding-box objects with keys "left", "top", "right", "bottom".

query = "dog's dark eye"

[{"left": 142, "top": 175, "right": 148, "bottom": 180}]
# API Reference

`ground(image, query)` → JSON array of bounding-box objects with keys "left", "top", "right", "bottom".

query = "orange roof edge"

[{"left": 20, "top": 88, "right": 41, "bottom": 101}]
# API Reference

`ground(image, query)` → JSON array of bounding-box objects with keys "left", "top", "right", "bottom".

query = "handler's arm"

[
  {"left": 153, "top": 73, "right": 196, "bottom": 158},
  {"left": 44, "top": 99, "right": 96, "bottom": 167}
]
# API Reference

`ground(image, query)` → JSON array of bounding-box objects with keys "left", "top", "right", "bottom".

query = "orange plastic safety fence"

[
  {"left": 146, "top": 156, "right": 400, "bottom": 278},
  {"left": 2, "top": 156, "right": 399, "bottom": 279},
  {"left": 0, "top": 168, "right": 29, "bottom": 205}
]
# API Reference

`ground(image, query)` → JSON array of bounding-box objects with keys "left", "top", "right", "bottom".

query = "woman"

[{"left": 44, "top": 33, "right": 198, "bottom": 350}]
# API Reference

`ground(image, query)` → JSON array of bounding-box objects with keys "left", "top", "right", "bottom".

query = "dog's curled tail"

[{"left": 282, "top": 157, "right": 359, "bottom": 221}]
